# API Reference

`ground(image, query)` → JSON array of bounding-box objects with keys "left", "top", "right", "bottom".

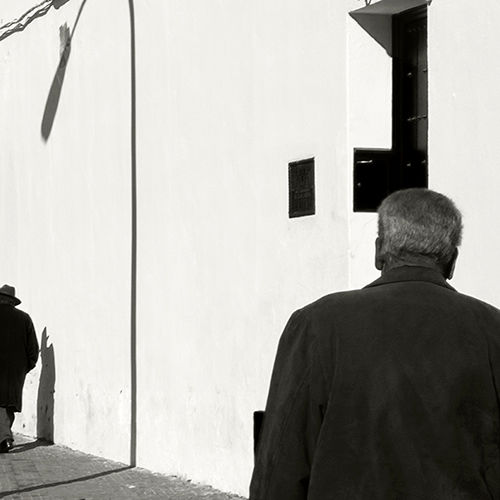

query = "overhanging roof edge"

[
  {"left": 349, "top": 0, "right": 428, "bottom": 56},
  {"left": 350, "top": 0, "right": 428, "bottom": 17}
]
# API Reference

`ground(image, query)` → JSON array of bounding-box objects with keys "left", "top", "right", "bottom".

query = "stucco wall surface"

[
  {"left": 346, "top": 0, "right": 500, "bottom": 301},
  {"left": 1, "top": 0, "right": 351, "bottom": 496},
  {"left": 0, "top": 0, "right": 131, "bottom": 463},
  {"left": 347, "top": 0, "right": 392, "bottom": 290},
  {"left": 347, "top": 0, "right": 500, "bottom": 306},
  {"left": 134, "top": 1, "right": 349, "bottom": 495},
  {"left": 429, "top": 0, "right": 500, "bottom": 308},
  {"left": 4, "top": 0, "right": 500, "bottom": 497}
]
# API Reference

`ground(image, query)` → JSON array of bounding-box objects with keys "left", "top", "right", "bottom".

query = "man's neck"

[{"left": 382, "top": 260, "right": 446, "bottom": 277}]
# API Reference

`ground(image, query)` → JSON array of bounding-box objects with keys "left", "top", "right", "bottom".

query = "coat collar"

[{"left": 364, "top": 265, "right": 456, "bottom": 292}]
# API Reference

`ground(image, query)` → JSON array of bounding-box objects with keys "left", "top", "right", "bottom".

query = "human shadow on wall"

[
  {"left": 36, "top": 328, "right": 55, "bottom": 443},
  {"left": 41, "top": 0, "right": 88, "bottom": 141}
]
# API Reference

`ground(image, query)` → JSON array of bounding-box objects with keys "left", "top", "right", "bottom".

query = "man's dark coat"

[
  {"left": 0, "top": 304, "right": 38, "bottom": 412},
  {"left": 250, "top": 266, "right": 500, "bottom": 499}
]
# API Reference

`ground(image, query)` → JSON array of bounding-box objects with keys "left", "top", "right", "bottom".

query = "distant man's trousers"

[{"left": 0, "top": 406, "right": 15, "bottom": 445}]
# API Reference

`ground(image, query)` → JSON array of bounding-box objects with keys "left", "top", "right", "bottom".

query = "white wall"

[
  {"left": 135, "top": 1, "right": 349, "bottom": 494},
  {"left": 347, "top": 0, "right": 500, "bottom": 304},
  {"left": 4, "top": 0, "right": 500, "bottom": 497},
  {"left": 0, "top": 0, "right": 132, "bottom": 463},
  {"left": 429, "top": 0, "right": 500, "bottom": 307},
  {"left": 1, "top": 0, "right": 351, "bottom": 496},
  {"left": 347, "top": 0, "right": 392, "bottom": 289}
]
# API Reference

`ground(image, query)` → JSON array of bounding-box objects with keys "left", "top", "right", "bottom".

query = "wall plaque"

[{"left": 288, "top": 158, "right": 315, "bottom": 218}]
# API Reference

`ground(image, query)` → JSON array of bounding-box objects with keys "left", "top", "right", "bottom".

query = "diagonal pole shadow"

[
  {"left": 0, "top": 465, "right": 133, "bottom": 498},
  {"left": 40, "top": 0, "right": 88, "bottom": 141}
]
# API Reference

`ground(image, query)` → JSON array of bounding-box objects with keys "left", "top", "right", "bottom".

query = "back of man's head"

[{"left": 377, "top": 188, "right": 463, "bottom": 270}]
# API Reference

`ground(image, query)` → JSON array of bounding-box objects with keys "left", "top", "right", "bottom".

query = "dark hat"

[{"left": 0, "top": 285, "right": 21, "bottom": 305}]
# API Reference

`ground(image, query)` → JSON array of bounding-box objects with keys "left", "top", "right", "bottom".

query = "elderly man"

[
  {"left": 0, "top": 285, "right": 38, "bottom": 453},
  {"left": 250, "top": 188, "right": 500, "bottom": 499}
]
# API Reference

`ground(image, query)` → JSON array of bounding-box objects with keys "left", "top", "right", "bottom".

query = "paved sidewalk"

[{"left": 0, "top": 435, "right": 247, "bottom": 499}]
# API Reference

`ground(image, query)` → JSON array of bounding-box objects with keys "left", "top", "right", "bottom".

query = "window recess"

[{"left": 350, "top": 0, "right": 429, "bottom": 212}]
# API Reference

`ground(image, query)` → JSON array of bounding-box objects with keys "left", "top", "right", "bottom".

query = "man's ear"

[
  {"left": 375, "top": 237, "right": 384, "bottom": 271},
  {"left": 445, "top": 247, "right": 459, "bottom": 280}
]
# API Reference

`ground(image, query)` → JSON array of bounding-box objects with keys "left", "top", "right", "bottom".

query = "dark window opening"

[
  {"left": 352, "top": 4, "right": 428, "bottom": 212},
  {"left": 393, "top": 6, "right": 428, "bottom": 191}
]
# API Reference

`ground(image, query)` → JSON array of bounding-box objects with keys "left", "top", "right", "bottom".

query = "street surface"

[{"left": 0, "top": 435, "right": 246, "bottom": 499}]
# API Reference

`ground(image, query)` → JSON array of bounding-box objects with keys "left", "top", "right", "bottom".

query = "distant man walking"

[
  {"left": 0, "top": 285, "right": 38, "bottom": 453},
  {"left": 250, "top": 188, "right": 500, "bottom": 499}
]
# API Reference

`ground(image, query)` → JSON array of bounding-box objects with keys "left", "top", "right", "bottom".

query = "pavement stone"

[{"left": 0, "top": 435, "right": 247, "bottom": 500}]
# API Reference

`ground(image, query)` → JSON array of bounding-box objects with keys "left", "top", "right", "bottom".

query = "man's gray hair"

[{"left": 377, "top": 188, "right": 463, "bottom": 265}]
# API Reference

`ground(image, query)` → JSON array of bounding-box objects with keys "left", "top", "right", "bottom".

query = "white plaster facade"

[{"left": 1, "top": 0, "right": 499, "bottom": 496}]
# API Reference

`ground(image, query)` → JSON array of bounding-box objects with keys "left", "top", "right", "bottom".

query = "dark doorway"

[
  {"left": 392, "top": 6, "right": 428, "bottom": 191},
  {"left": 353, "top": 4, "right": 428, "bottom": 212}
]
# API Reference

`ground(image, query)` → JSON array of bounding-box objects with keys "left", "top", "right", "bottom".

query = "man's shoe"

[{"left": 0, "top": 439, "right": 10, "bottom": 453}]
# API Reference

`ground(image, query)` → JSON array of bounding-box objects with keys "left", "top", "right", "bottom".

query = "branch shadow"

[
  {"left": 36, "top": 328, "right": 55, "bottom": 442},
  {"left": 41, "top": 0, "right": 88, "bottom": 141},
  {"left": 0, "top": 465, "right": 133, "bottom": 498},
  {"left": 0, "top": 1, "right": 72, "bottom": 43},
  {"left": 0, "top": 2, "right": 52, "bottom": 43}
]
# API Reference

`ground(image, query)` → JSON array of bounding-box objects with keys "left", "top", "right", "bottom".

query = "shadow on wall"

[
  {"left": 128, "top": 0, "right": 137, "bottom": 467},
  {"left": 0, "top": 0, "right": 71, "bottom": 43},
  {"left": 41, "top": 0, "right": 88, "bottom": 142},
  {"left": 36, "top": 328, "right": 55, "bottom": 443}
]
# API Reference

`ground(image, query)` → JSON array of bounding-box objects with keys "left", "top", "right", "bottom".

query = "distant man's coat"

[
  {"left": 0, "top": 304, "right": 39, "bottom": 412},
  {"left": 250, "top": 266, "right": 500, "bottom": 499}
]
